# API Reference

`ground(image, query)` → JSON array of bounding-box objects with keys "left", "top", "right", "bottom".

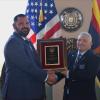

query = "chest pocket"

[{"left": 78, "top": 64, "right": 85, "bottom": 70}]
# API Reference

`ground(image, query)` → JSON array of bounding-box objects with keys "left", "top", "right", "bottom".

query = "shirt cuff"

[
  {"left": 45, "top": 75, "right": 48, "bottom": 82},
  {"left": 66, "top": 70, "right": 69, "bottom": 78}
]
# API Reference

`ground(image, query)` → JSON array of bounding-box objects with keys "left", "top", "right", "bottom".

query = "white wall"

[{"left": 0, "top": 0, "right": 27, "bottom": 75}]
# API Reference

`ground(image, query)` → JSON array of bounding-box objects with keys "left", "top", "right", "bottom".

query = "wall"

[{"left": 55, "top": 0, "right": 92, "bottom": 38}]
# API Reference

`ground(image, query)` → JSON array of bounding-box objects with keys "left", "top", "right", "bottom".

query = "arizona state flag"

[
  {"left": 89, "top": 1, "right": 100, "bottom": 99},
  {"left": 89, "top": 0, "right": 100, "bottom": 54}
]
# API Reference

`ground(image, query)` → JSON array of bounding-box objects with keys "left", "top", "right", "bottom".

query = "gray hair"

[{"left": 78, "top": 32, "right": 92, "bottom": 42}]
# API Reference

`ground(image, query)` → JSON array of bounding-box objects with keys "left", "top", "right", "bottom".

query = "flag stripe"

[
  {"left": 26, "top": 0, "right": 61, "bottom": 48},
  {"left": 92, "top": 14, "right": 100, "bottom": 34},
  {"left": 89, "top": 0, "right": 100, "bottom": 51},
  {"left": 92, "top": 0, "right": 100, "bottom": 29},
  {"left": 29, "top": 34, "right": 36, "bottom": 43},
  {"left": 28, "top": 21, "right": 61, "bottom": 43},
  {"left": 51, "top": 29, "right": 62, "bottom": 38},
  {"left": 97, "top": 0, "right": 100, "bottom": 10},
  {"left": 36, "top": 15, "right": 61, "bottom": 39},
  {"left": 89, "top": 22, "right": 100, "bottom": 49},
  {"left": 42, "top": 22, "right": 61, "bottom": 39}
]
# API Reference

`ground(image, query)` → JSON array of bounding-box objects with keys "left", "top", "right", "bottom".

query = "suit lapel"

[
  {"left": 14, "top": 32, "right": 42, "bottom": 68},
  {"left": 80, "top": 50, "right": 92, "bottom": 61}
]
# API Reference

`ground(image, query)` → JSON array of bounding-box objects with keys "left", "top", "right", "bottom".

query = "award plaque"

[{"left": 37, "top": 38, "right": 67, "bottom": 71}]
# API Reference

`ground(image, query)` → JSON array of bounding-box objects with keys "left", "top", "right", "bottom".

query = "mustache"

[{"left": 21, "top": 27, "right": 30, "bottom": 31}]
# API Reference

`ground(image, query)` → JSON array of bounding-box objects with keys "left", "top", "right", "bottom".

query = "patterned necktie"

[
  {"left": 76, "top": 53, "right": 82, "bottom": 62},
  {"left": 73, "top": 53, "right": 82, "bottom": 70}
]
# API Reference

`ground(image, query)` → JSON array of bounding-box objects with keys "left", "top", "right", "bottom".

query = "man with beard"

[{"left": 2, "top": 14, "right": 56, "bottom": 100}]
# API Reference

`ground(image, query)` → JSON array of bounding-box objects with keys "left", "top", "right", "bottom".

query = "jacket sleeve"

[{"left": 55, "top": 72, "right": 65, "bottom": 81}]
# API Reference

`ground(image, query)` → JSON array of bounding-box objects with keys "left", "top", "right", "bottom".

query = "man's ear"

[
  {"left": 13, "top": 23, "right": 16, "bottom": 30},
  {"left": 91, "top": 41, "right": 93, "bottom": 46}
]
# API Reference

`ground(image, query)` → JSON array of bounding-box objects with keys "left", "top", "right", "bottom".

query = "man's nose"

[
  {"left": 79, "top": 40, "right": 84, "bottom": 44},
  {"left": 23, "top": 24, "right": 28, "bottom": 28}
]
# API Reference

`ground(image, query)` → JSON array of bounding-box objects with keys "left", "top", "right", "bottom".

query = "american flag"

[{"left": 26, "top": 0, "right": 61, "bottom": 48}]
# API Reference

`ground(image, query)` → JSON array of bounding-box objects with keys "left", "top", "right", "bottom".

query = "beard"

[
  {"left": 15, "top": 27, "right": 30, "bottom": 37},
  {"left": 19, "top": 27, "right": 30, "bottom": 37}
]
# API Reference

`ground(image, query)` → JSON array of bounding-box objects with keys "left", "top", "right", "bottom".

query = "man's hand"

[
  {"left": 60, "top": 67, "right": 67, "bottom": 77},
  {"left": 46, "top": 70, "right": 57, "bottom": 85}
]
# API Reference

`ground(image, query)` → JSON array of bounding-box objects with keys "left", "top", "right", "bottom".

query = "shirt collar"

[
  {"left": 77, "top": 50, "right": 87, "bottom": 56},
  {"left": 21, "top": 36, "right": 28, "bottom": 41}
]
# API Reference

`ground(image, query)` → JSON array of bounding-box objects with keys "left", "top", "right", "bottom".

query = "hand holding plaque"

[
  {"left": 46, "top": 70, "right": 57, "bottom": 85},
  {"left": 37, "top": 38, "right": 67, "bottom": 71}
]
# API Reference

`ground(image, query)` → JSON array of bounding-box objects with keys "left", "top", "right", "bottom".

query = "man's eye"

[{"left": 26, "top": 22, "right": 30, "bottom": 25}]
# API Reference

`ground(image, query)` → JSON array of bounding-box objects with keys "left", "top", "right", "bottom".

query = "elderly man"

[{"left": 56, "top": 32, "right": 100, "bottom": 100}]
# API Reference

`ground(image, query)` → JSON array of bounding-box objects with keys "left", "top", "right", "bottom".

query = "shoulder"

[
  {"left": 4, "top": 34, "right": 24, "bottom": 52},
  {"left": 67, "top": 50, "right": 77, "bottom": 57},
  {"left": 85, "top": 50, "right": 95, "bottom": 58},
  {"left": 87, "top": 50, "right": 100, "bottom": 63},
  {"left": 6, "top": 33, "right": 23, "bottom": 46}
]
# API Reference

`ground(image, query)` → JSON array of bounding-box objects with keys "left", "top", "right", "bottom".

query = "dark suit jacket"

[
  {"left": 97, "top": 55, "right": 100, "bottom": 81},
  {"left": 57, "top": 50, "right": 100, "bottom": 100},
  {"left": 2, "top": 32, "right": 47, "bottom": 100}
]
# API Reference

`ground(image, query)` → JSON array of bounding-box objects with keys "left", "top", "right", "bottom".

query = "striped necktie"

[{"left": 77, "top": 53, "right": 82, "bottom": 62}]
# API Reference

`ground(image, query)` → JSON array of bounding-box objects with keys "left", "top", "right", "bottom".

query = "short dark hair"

[{"left": 14, "top": 14, "right": 26, "bottom": 22}]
